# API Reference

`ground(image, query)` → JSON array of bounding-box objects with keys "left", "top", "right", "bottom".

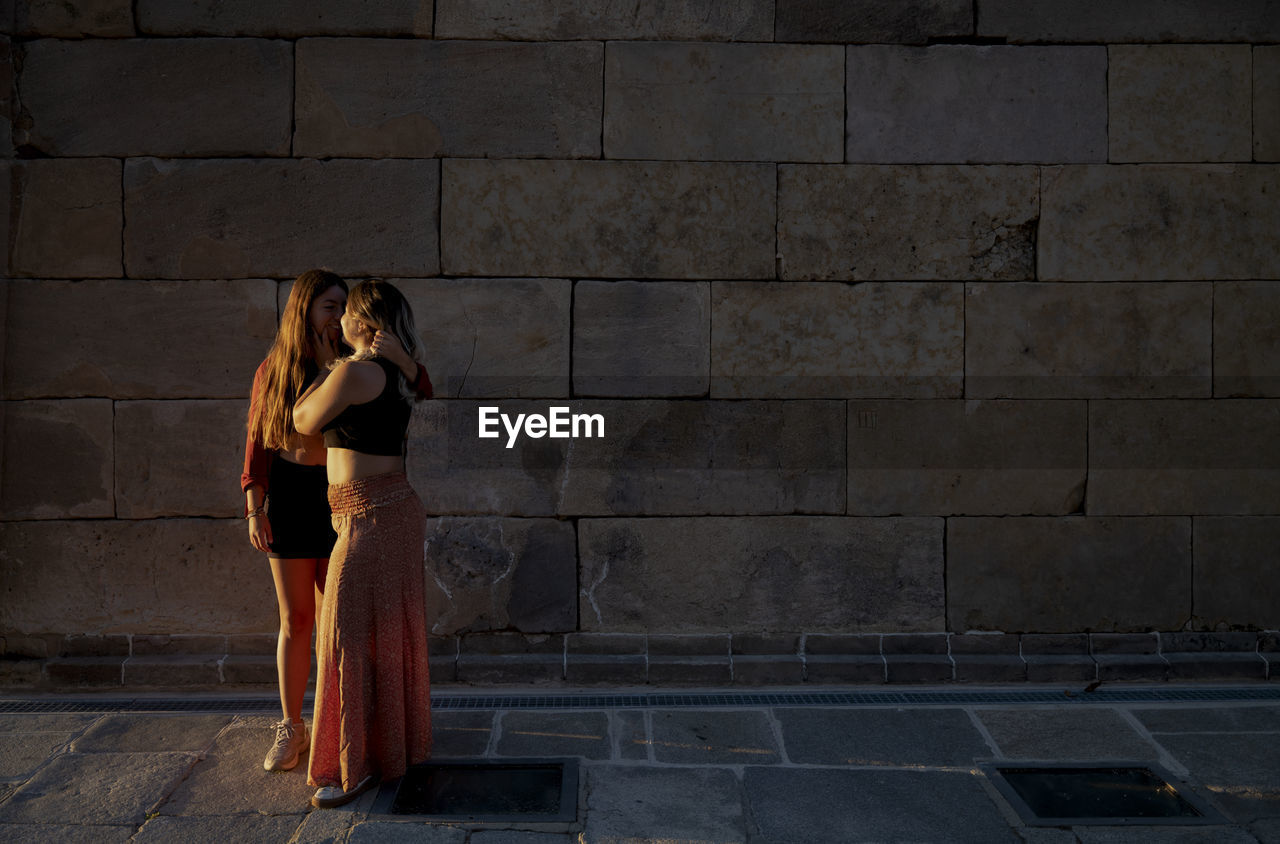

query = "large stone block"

[
  {"left": 1109, "top": 46, "right": 1252, "bottom": 163},
  {"left": 578, "top": 517, "right": 944, "bottom": 632},
  {"left": 1215, "top": 281, "right": 1280, "bottom": 397},
  {"left": 114, "top": 400, "right": 246, "bottom": 518},
  {"left": 1089, "top": 400, "right": 1280, "bottom": 515},
  {"left": 847, "top": 400, "right": 1086, "bottom": 516},
  {"left": 846, "top": 46, "right": 1106, "bottom": 163},
  {"left": 574, "top": 280, "right": 709, "bottom": 396},
  {"left": 977, "top": 0, "right": 1280, "bottom": 43},
  {"left": 6, "top": 159, "right": 120, "bottom": 278},
  {"left": 136, "top": 0, "right": 433, "bottom": 36},
  {"left": 1, "top": 400, "right": 113, "bottom": 519},
  {"left": 776, "top": 0, "right": 971, "bottom": 43},
  {"left": 604, "top": 42, "right": 843, "bottom": 162},
  {"left": 434, "top": 0, "right": 770, "bottom": 40},
  {"left": 1257, "top": 47, "right": 1280, "bottom": 162},
  {"left": 394, "top": 278, "right": 570, "bottom": 398},
  {"left": 710, "top": 281, "right": 963, "bottom": 398},
  {"left": 441, "top": 159, "right": 774, "bottom": 279},
  {"left": 19, "top": 39, "right": 291, "bottom": 157},
  {"left": 965, "top": 282, "right": 1213, "bottom": 398},
  {"left": 124, "top": 158, "right": 439, "bottom": 279},
  {"left": 777, "top": 165, "right": 1039, "bottom": 280},
  {"left": 0, "top": 38, "right": 12, "bottom": 155},
  {"left": 947, "top": 517, "right": 1192, "bottom": 632},
  {"left": 1192, "top": 518, "right": 1280, "bottom": 630},
  {"left": 0, "top": 519, "right": 272, "bottom": 635},
  {"left": 408, "top": 399, "right": 846, "bottom": 516},
  {"left": 3, "top": 280, "right": 276, "bottom": 399},
  {"left": 13, "top": 0, "right": 133, "bottom": 36},
  {"left": 424, "top": 518, "right": 576, "bottom": 635},
  {"left": 1039, "top": 165, "right": 1280, "bottom": 281},
  {"left": 296, "top": 39, "right": 601, "bottom": 159}
]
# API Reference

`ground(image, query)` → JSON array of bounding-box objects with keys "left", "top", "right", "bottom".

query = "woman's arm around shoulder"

[{"left": 294, "top": 360, "right": 386, "bottom": 435}]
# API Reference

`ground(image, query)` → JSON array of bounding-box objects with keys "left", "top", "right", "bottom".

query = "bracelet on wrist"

[{"left": 246, "top": 506, "right": 265, "bottom": 519}]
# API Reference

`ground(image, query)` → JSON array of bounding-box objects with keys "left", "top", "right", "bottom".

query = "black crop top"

[{"left": 322, "top": 358, "right": 412, "bottom": 456}]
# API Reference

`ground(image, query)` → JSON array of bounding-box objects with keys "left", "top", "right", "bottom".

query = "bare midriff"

[
  {"left": 324, "top": 448, "right": 404, "bottom": 485},
  {"left": 277, "top": 432, "right": 329, "bottom": 467}
]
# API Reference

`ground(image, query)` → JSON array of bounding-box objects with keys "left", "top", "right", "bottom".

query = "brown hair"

[
  {"left": 249, "top": 269, "right": 347, "bottom": 450},
  {"left": 335, "top": 279, "right": 420, "bottom": 401}
]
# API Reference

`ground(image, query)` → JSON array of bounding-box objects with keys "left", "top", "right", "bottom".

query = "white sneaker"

[
  {"left": 263, "top": 719, "right": 308, "bottom": 772},
  {"left": 312, "top": 774, "right": 377, "bottom": 809}
]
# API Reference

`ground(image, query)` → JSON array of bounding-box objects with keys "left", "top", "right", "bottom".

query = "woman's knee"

[{"left": 278, "top": 607, "right": 315, "bottom": 639}]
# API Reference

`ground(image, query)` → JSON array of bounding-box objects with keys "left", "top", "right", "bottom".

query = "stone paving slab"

[
  {"left": 70, "top": 713, "right": 232, "bottom": 753},
  {"left": 0, "top": 713, "right": 100, "bottom": 733},
  {"left": 132, "top": 813, "right": 303, "bottom": 842},
  {"left": 0, "top": 751, "right": 198, "bottom": 825},
  {"left": 432, "top": 711, "right": 496, "bottom": 758},
  {"left": 495, "top": 712, "right": 611, "bottom": 760},
  {"left": 0, "top": 731, "right": 75, "bottom": 778},
  {"left": 348, "top": 822, "right": 467, "bottom": 843},
  {"left": 649, "top": 709, "right": 780, "bottom": 765},
  {"left": 774, "top": 707, "right": 991, "bottom": 767},
  {"left": 1156, "top": 733, "right": 1280, "bottom": 823},
  {"left": 0, "top": 825, "right": 135, "bottom": 844},
  {"left": 1133, "top": 705, "right": 1280, "bottom": 734},
  {"left": 581, "top": 765, "right": 745, "bottom": 842},
  {"left": 471, "top": 832, "right": 576, "bottom": 843},
  {"left": 1074, "top": 827, "right": 1259, "bottom": 844},
  {"left": 613, "top": 711, "right": 647, "bottom": 761},
  {"left": 975, "top": 707, "right": 1161, "bottom": 760}
]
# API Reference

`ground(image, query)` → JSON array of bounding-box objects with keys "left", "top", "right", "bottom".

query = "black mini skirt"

[{"left": 266, "top": 458, "right": 338, "bottom": 560}]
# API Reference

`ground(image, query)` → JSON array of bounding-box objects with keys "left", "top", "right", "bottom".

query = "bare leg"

[{"left": 269, "top": 557, "right": 324, "bottom": 724}]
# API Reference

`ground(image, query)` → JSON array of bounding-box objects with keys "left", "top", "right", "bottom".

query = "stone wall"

[{"left": 2, "top": 0, "right": 1279, "bottom": 688}]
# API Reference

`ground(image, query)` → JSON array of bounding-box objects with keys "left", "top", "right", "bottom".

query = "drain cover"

[
  {"left": 985, "top": 763, "right": 1226, "bottom": 826},
  {"left": 370, "top": 758, "right": 578, "bottom": 823}
]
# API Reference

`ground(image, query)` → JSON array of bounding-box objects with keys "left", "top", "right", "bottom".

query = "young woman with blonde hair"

[
  {"left": 294, "top": 278, "right": 432, "bottom": 808},
  {"left": 242, "top": 269, "right": 431, "bottom": 773}
]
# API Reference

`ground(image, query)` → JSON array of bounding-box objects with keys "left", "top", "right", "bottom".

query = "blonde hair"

[
  {"left": 249, "top": 269, "right": 347, "bottom": 450},
  {"left": 334, "top": 278, "right": 420, "bottom": 402}
]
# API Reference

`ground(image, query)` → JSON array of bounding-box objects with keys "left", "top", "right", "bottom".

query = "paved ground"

[{"left": 0, "top": 684, "right": 1278, "bottom": 843}]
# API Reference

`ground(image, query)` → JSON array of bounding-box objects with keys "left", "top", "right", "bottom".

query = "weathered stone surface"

[
  {"left": 847, "top": 399, "right": 1087, "bottom": 516},
  {"left": 396, "top": 278, "right": 570, "bottom": 398},
  {"left": 0, "top": 39, "right": 12, "bottom": 155},
  {"left": 778, "top": 165, "right": 1039, "bottom": 280},
  {"left": 776, "top": 708, "right": 989, "bottom": 766},
  {"left": 125, "top": 158, "right": 439, "bottom": 278},
  {"left": 574, "top": 281, "right": 708, "bottom": 397},
  {"left": 137, "top": 0, "right": 433, "bottom": 36},
  {"left": 978, "top": 0, "right": 1280, "bottom": 43},
  {"left": 1089, "top": 400, "right": 1280, "bottom": 515},
  {"left": 711, "top": 282, "right": 963, "bottom": 398},
  {"left": 650, "top": 710, "right": 780, "bottom": 763},
  {"left": 71, "top": 714, "right": 231, "bottom": 753},
  {"left": 134, "top": 816, "right": 304, "bottom": 844},
  {"left": 157, "top": 719, "right": 312, "bottom": 815},
  {"left": 296, "top": 39, "right": 601, "bottom": 159},
  {"left": 20, "top": 39, "right": 291, "bottom": 157},
  {"left": 1109, "top": 45, "right": 1252, "bottom": 163},
  {"left": 977, "top": 708, "right": 1160, "bottom": 760},
  {"left": 7, "top": 159, "right": 120, "bottom": 278},
  {"left": 582, "top": 766, "right": 745, "bottom": 842},
  {"left": 578, "top": 517, "right": 944, "bottom": 632},
  {"left": 1192, "top": 518, "right": 1280, "bottom": 630},
  {"left": 777, "top": 0, "right": 971, "bottom": 43},
  {"left": 409, "top": 399, "right": 845, "bottom": 516},
  {"left": 1039, "top": 165, "right": 1280, "bottom": 280},
  {"left": 114, "top": 400, "right": 245, "bottom": 518},
  {"left": 847, "top": 46, "right": 1106, "bottom": 163},
  {"left": 965, "top": 282, "right": 1213, "bottom": 398},
  {"left": 423, "top": 517, "right": 577, "bottom": 635},
  {"left": 1, "top": 400, "right": 113, "bottom": 519},
  {"left": 1215, "top": 281, "right": 1280, "bottom": 397},
  {"left": 441, "top": 159, "right": 774, "bottom": 279},
  {"left": 13, "top": 0, "right": 133, "bottom": 36},
  {"left": 0, "top": 731, "right": 74, "bottom": 778},
  {"left": 3, "top": 279, "right": 276, "bottom": 399},
  {"left": 947, "top": 517, "right": 1192, "bottom": 632},
  {"left": 0, "top": 520, "right": 273, "bottom": 636},
  {"left": 1156, "top": 733, "right": 1280, "bottom": 823},
  {"left": 435, "top": 0, "right": 770, "bottom": 40},
  {"left": 604, "top": 42, "right": 842, "bottom": 162},
  {"left": 431, "top": 711, "right": 494, "bottom": 757},
  {"left": 495, "top": 711, "right": 610, "bottom": 759},
  {"left": 1257, "top": 47, "right": 1280, "bottom": 161},
  {"left": 0, "top": 826, "right": 133, "bottom": 844},
  {"left": 0, "top": 752, "right": 197, "bottom": 824}
]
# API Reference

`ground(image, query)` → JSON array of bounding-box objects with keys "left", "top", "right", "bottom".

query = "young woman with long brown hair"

[{"left": 242, "top": 269, "right": 431, "bottom": 773}]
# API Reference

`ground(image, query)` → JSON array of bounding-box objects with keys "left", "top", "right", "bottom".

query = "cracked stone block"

[
  {"left": 137, "top": 0, "right": 434, "bottom": 35},
  {"left": 847, "top": 399, "right": 1087, "bottom": 516},
  {"left": 948, "top": 517, "right": 1191, "bottom": 632},
  {"left": 124, "top": 158, "right": 439, "bottom": 278},
  {"left": 13, "top": 0, "right": 133, "bottom": 36},
  {"left": 1110, "top": 45, "right": 1252, "bottom": 163},
  {"left": 574, "top": 281, "right": 709, "bottom": 397},
  {"left": 6, "top": 159, "right": 121, "bottom": 278},
  {"left": 115, "top": 400, "right": 246, "bottom": 518},
  {"left": 965, "top": 282, "right": 1212, "bottom": 398},
  {"left": 776, "top": 0, "right": 971, "bottom": 43},
  {"left": 1, "top": 400, "right": 113, "bottom": 519},
  {"left": 1257, "top": 47, "right": 1280, "bottom": 161},
  {"left": 0, "top": 752, "right": 198, "bottom": 825},
  {"left": 2, "top": 279, "right": 277, "bottom": 399},
  {"left": 434, "top": 0, "right": 771, "bottom": 40},
  {"left": 1193, "top": 518, "right": 1280, "bottom": 630},
  {"left": 605, "top": 42, "right": 843, "bottom": 162},
  {"left": 19, "top": 39, "right": 291, "bottom": 157},
  {"left": 978, "top": 0, "right": 1280, "bottom": 43},
  {"left": 441, "top": 159, "right": 774, "bottom": 279},
  {"left": 157, "top": 720, "right": 314, "bottom": 816},
  {"left": 1089, "top": 400, "right": 1280, "bottom": 515},
  {"left": 778, "top": 164, "right": 1039, "bottom": 280},
  {"left": 296, "top": 39, "right": 600, "bottom": 158},
  {"left": 711, "top": 281, "right": 963, "bottom": 399},
  {"left": 1215, "top": 281, "right": 1280, "bottom": 398},
  {"left": 0, "top": 731, "right": 76, "bottom": 778},
  {"left": 846, "top": 46, "right": 1106, "bottom": 163},
  {"left": 1039, "top": 164, "right": 1280, "bottom": 280},
  {"left": 578, "top": 517, "right": 944, "bottom": 633}
]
